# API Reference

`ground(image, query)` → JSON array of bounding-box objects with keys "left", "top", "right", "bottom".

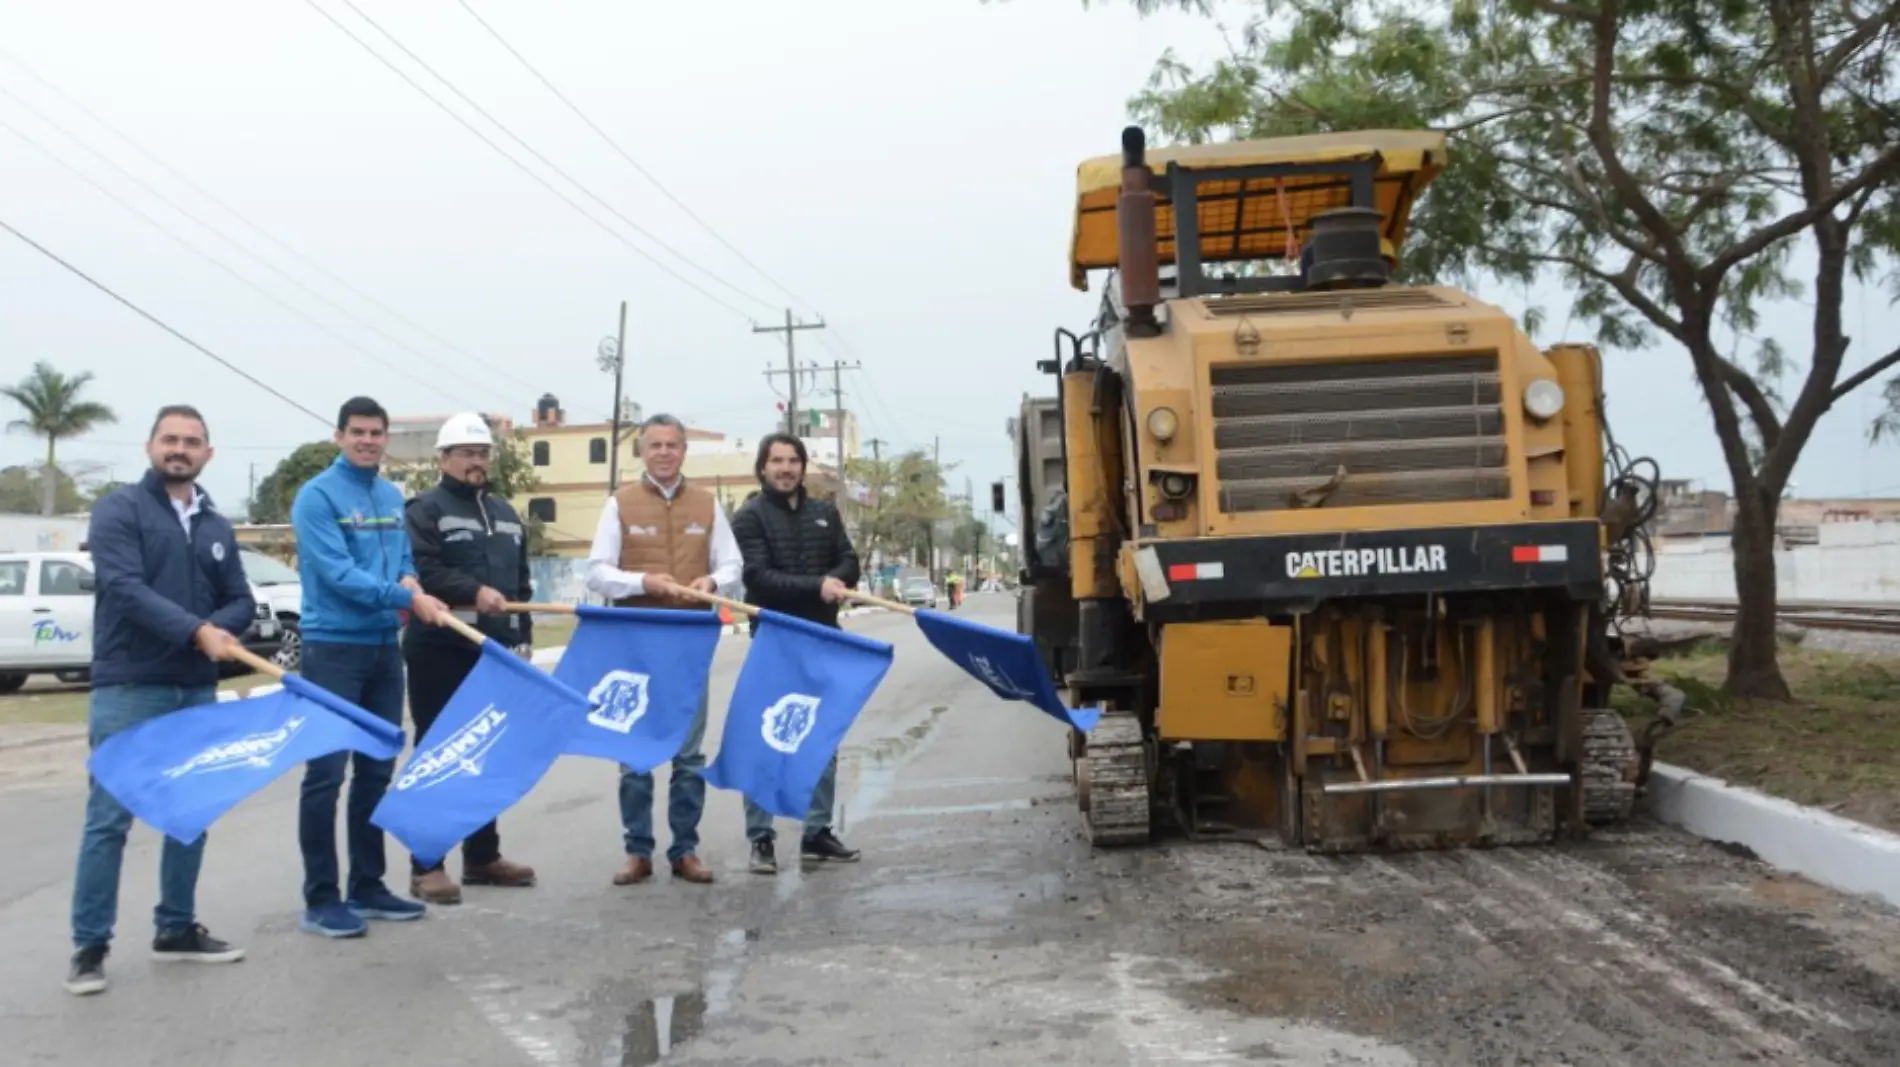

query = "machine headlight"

[
  {"left": 1147, "top": 406, "right": 1179, "bottom": 441},
  {"left": 1524, "top": 379, "right": 1565, "bottom": 421},
  {"left": 1160, "top": 473, "right": 1191, "bottom": 498}
]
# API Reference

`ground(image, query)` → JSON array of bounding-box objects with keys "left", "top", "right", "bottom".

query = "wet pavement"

[{"left": 2, "top": 594, "right": 1899, "bottom": 1065}]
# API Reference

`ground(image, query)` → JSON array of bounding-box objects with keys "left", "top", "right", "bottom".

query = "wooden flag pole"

[
  {"left": 504, "top": 587, "right": 763, "bottom": 618},
  {"left": 838, "top": 588, "right": 916, "bottom": 616},
  {"left": 225, "top": 644, "right": 288, "bottom": 681}
]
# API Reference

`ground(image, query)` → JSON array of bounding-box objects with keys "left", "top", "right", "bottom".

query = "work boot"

[
  {"left": 463, "top": 857, "right": 535, "bottom": 888},
  {"left": 670, "top": 854, "right": 715, "bottom": 884},
  {"left": 749, "top": 838, "right": 778, "bottom": 875},
  {"left": 613, "top": 855, "right": 653, "bottom": 886},
  {"left": 801, "top": 829, "right": 861, "bottom": 863},
  {"left": 410, "top": 869, "right": 462, "bottom": 905}
]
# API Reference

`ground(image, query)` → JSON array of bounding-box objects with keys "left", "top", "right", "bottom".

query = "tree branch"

[
  {"left": 1830, "top": 341, "right": 1900, "bottom": 402},
  {"left": 1701, "top": 143, "right": 1900, "bottom": 285}
]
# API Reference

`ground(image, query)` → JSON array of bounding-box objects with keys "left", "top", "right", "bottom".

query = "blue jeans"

[
  {"left": 71, "top": 683, "right": 217, "bottom": 949},
  {"left": 297, "top": 640, "right": 404, "bottom": 908},
  {"left": 619, "top": 690, "right": 708, "bottom": 863},
  {"left": 743, "top": 754, "right": 839, "bottom": 843}
]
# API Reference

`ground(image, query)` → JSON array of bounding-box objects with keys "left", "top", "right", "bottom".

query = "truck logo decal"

[
  {"left": 31, "top": 619, "right": 81, "bottom": 644},
  {"left": 1287, "top": 545, "right": 1449, "bottom": 579}
]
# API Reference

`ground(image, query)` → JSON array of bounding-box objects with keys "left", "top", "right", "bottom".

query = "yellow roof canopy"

[{"left": 1068, "top": 129, "right": 1448, "bottom": 291}]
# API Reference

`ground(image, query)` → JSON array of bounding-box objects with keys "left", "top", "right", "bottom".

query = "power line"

[
  {"left": 0, "top": 46, "right": 557, "bottom": 406},
  {"left": 299, "top": 0, "right": 762, "bottom": 323},
  {"left": 0, "top": 217, "right": 330, "bottom": 427},
  {"left": 0, "top": 116, "right": 491, "bottom": 411},
  {"left": 452, "top": 0, "right": 820, "bottom": 316},
  {"left": 0, "top": 81, "right": 520, "bottom": 409}
]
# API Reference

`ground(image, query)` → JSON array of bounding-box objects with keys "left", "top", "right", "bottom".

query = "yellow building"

[{"left": 512, "top": 394, "right": 815, "bottom": 558}]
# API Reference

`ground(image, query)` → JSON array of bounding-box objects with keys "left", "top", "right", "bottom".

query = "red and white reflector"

[
  {"left": 1166, "top": 561, "right": 1226, "bottom": 581},
  {"left": 1511, "top": 544, "right": 1569, "bottom": 564}
]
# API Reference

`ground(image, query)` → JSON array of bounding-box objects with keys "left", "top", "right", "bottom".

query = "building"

[
  {"left": 515, "top": 393, "right": 826, "bottom": 558},
  {"left": 794, "top": 408, "right": 861, "bottom": 469}
]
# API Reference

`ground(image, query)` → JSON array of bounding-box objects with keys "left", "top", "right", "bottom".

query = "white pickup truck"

[{"left": 0, "top": 549, "right": 285, "bottom": 693}]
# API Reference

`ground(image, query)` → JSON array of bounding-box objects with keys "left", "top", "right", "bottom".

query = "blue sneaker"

[
  {"left": 299, "top": 903, "right": 367, "bottom": 939},
  {"left": 347, "top": 888, "right": 426, "bottom": 922}
]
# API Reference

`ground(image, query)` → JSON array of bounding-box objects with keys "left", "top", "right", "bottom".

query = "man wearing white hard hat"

[{"left": 398, "top": 412, "right": 538, "bottom": 904}]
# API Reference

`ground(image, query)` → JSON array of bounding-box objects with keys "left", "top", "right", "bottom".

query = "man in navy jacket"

[{"left": 66, "top": 405, "right": 254, "bottom": 997}]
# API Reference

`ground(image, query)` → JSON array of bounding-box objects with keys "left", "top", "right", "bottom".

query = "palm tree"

[{"left": 2, "top": 362, "right": 117, "bottom": 516}]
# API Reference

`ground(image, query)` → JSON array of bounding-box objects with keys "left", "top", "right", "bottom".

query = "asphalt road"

[{"left": 2, "top": 593, "right": 1899, "bottom": 1065}]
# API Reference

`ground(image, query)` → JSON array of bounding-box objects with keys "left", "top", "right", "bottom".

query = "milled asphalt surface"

[{"left": 3, "top": 593, "right": 1899, "bottom": 1065}]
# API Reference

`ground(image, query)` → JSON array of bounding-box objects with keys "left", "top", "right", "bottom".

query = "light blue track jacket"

[{"left": 290, "top": 453, "right": 417, "bottom": 645}]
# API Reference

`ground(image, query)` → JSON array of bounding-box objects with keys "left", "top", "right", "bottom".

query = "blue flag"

[
  {"left": 372, "top": 639, "right": 593, "bottom": 867},
  {"left": 704, "top": 609, "right": 893, "bottom": 819},
  {"left": 550, "top": 604, "right": 723, "bottom": 772},
  {"left": 913, "top": 609, "right": 1103, "bottom": 731},
  {"left": 88, "top": 674, "right": 405, "bottom": 845}
]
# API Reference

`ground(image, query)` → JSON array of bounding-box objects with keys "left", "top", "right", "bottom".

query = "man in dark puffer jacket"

[{"left": 729, "top": 432, "right": 862, "bottom": 873}]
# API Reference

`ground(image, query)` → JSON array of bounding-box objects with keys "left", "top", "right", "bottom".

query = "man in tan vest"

[{"left": 583, "top": 413, "right": 743, "bottom": 885}]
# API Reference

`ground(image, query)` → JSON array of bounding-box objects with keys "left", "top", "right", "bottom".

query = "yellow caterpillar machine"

[{"left": 1004, "top": 126, "right": 1670, "bottom": 851}]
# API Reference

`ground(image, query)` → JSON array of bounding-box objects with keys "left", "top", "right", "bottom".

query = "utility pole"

[
  {"left": 598, "top": 301, "right": 627, "bottom": 491},
  {"left": 929, "top": 435, "right": 940, "bottom": 582},
  {"left": 753, "top": 308, "right": 825, "bottom": 434}
]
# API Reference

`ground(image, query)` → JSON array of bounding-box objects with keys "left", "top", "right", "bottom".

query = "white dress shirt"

[{"left": 585, "top": 474, "right": 743, "bottom": 600}]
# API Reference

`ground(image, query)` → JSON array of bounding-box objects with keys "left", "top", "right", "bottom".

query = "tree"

[
  {"left": 1101, "top": 0, "right": 1900, "bottom": 700},
  {"left": 846, "top": 447, "right": 954, "bottom": 567},
  {"left": 0, "top": 463, "right": 83, "bottom": 515},
  {"left": 250, "top": 442, "right": 340, "bottom": 524},
  {"left": 1, "top": 361, "right": 116, "bottom": 516}
]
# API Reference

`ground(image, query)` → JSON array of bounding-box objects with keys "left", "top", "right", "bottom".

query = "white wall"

[
  {"left": 1651, "top": 521, "right": 1900, "bottom": 604},
  {"left": 0, "top": 514, "right": 89, "bottom": 552}
]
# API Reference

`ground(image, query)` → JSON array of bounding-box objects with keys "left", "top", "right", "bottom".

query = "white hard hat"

[{"left": 435, "top": 412, "right": 494, "bottom": 451}]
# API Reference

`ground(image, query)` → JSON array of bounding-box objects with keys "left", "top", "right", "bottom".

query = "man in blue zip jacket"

[
  {"left": 290, "top": 396, "right": 452, "bottom": 939},
  {"left": 66, "top": 405, "right": 255, "bottom": 996}
]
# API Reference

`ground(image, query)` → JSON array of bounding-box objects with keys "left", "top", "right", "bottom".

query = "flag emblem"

[
  {"left": 587, "top": 670, "right": 652, "bottom": 735},
  {"left": 761, "top": 693, "right": 820, "bottom": 754},
  {"left": 161, "top": 715, "right": 308, "bottom": 779},
  {"left": 393, "top": 705, "right": 509, "bottom": 791}
]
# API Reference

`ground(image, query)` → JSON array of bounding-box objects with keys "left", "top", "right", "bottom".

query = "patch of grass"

[
  {"left": 1621, "top": 642, "right": 1900, "bottom": 833},
  {"left": 532, "top": 614, "right": 576, "bottom": 650},
  {"left": 0, "top": 674, "right": 266, "bottom": 729}
]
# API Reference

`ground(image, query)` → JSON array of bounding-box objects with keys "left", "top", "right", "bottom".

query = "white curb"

[{"left": 1646, "top": 761, "right": 1900, "bottom": 910}]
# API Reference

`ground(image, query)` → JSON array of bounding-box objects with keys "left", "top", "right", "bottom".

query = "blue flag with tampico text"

[
  {"left": 912, "top": 609, "right": 1103, "bottom": 731},
  {"left": 372, "top": 639, "right": 593, "bottom": 867},
  {"left": 704, "top": 609, "right": 894, "bottom": 820},
  {"left": 551, "top": 605, "right": 724, "bottom": 772},
  {"left": 87, "top": 674, "right": 405, "bottom": 845}
]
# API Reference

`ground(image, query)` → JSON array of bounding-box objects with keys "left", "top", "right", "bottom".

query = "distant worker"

[
  {"left": 290, "top": 396, "right": 452, "bottom": 939},
  {"left": 584, "top": 413, "right": 742, "bottom": 887},
  {"left": 946, "top": 571, "right": 964, "bottom": 609},
  {"left": 731, "top": 432, "right": 864, "bottom": 873},
  {"left": 66, "top": 404, "right": 254, "bottom": 996},
  {"left": 400, "top": 412, "right": 538, "bottom": 904}
]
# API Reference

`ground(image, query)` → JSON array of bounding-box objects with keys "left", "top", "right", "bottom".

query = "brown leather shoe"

[
  {"left": 671, "top": 854, "right": 715, "bottom": 884},
  {"left": 613, "top": 855, "right": 653, "bottom": 885},
  {"left": 463, "top": 857, "right": 535, "bottom": 887},
  {"left": 410, "top": 868, "right": 462, "bottom": 905}
]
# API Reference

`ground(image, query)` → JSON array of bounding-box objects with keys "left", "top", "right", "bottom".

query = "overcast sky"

[{"left": 2, "top": 0, "right": 1894, "bottom": 523}]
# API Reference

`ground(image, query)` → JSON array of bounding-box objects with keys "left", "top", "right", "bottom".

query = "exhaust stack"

[{"left": 1117, "top": 126, "right": 1162, "bottom": 337}]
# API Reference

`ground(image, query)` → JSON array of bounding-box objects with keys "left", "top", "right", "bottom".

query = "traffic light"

[{"left": 990, "top": 480, "right": 1006, "bottom": 513}]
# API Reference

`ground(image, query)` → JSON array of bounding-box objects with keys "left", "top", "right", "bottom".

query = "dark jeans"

[
  {"left": 70, "top": 683, "right": 216, "bottom": 948},
  {"left": 297, "top": 640, "right": 404, "bottom": 908},
  {"left": 619, "top": 689, "right": 709, "bottom": 863},
  {"left": 402, "top": 639, "right": 499, "bottom": 874}
]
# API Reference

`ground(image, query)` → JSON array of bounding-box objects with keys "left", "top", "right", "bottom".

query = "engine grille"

[{"left": 1209, "top": 353, "right": 1511, "bottom": 513}]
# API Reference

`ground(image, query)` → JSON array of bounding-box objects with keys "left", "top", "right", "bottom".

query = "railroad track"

[{"left": 1647, "top": 599, "right": 1900, "bottom": 634}]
